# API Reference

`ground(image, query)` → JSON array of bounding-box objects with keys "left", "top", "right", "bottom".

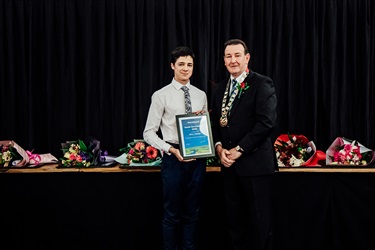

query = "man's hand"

[
  {"left": 192, "top": 110, "right": 205, "bottom": 115},
  {"left": 216, "top": 145, "right": 235, "bottom": 168},
  {"left": 227, "top": 148, "right": 242, "bottom": 161},
  {"left": 169, "top": 147, "right": 196, "bottom": 162}
]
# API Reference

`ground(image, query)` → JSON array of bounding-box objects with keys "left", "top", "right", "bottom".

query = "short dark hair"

[
  {"left": 171, "top": 46, "right": 195, "bottom": 64},
  {"left": 223, "top": 39, "right": 249, "bottom": 55}
]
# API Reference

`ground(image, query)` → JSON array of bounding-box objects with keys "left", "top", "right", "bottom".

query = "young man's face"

[
  {"left": 171, "top": 56, "right": 194, "bottom": 84},
  {"left": 224, "top": 44, "right": 250, "bottom": 78}
]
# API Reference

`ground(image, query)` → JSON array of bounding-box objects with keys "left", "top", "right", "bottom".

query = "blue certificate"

[{"left": 176, "top": 113, "right": 215, "bottom": 159}]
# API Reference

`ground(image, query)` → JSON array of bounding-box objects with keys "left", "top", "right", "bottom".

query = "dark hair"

[
  {"left": 170, "top": 46, "right": 195, "bottom": 64},
  {"left": 223, "top": 39, "right": 249, "bottom": 55}
]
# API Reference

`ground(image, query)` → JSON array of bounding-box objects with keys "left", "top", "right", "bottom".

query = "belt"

[{"left": 167, "top": 142, "right": 180, "bottom": 149}]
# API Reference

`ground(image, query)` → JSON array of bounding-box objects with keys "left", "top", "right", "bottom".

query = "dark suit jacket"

[{"left": 211, "top": 71, "right": 278, "bottom": 176}]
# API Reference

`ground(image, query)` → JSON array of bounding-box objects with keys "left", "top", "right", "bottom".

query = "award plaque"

[{"left": 175, "top": 113, "right": 215, "bottom": 159}]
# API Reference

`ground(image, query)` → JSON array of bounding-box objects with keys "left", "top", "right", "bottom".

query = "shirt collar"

[
  {"left": 172, "top": 78, "right": 191, "bottom": 90},
  {"left": 231, "top": 70, "right": 248, "bottom": 82}
]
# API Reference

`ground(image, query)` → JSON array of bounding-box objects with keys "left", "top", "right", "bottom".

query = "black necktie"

[{"left": 181, "top": 86, "right": 192, "bottom": 114}]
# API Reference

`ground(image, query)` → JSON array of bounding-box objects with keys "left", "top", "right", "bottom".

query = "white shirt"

[{"left": 143, "top": 78, "right": 208, "bottom": 153}]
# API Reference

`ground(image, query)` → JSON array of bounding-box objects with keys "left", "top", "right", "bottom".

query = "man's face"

[
  {"left": 171, "top": 56, "right": 194, "bottom": 84},
  {"left": 224, "top": 44, "right": 250, "bottom": 78}
]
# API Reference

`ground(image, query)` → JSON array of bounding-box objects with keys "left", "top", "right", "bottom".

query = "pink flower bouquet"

[
  {"left": 326, "top": 137, "right": 375, "bottom": 166},
  {"left": 0, "top": 140, "right": 58, "bottom": 167}
]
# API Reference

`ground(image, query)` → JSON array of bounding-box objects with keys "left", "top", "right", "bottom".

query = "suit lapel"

[
  {"left": 228, "top": 90, "right": 242, "bottom": 118},
  {"left": 229, "top": 77, "right": 250, "bottom": 119},
  {"left": 228, "top": 72, "right": 255, "bottom": 119}
]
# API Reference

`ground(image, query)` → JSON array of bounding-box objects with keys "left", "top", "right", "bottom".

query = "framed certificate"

[{"left": 176, "top": 113, "right": 215, "bottom": 159}]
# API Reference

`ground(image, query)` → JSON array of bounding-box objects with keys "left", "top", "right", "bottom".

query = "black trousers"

[
  {"left": 161, "top": 153, "right": 206, "bottom": 250},
  {"left": 222, "top": 167, "right": 274, "bottom": 250}
]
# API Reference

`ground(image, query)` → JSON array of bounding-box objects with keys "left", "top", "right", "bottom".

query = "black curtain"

[{"left": 1, "top": 0, "right": 374, "bottom": 159}]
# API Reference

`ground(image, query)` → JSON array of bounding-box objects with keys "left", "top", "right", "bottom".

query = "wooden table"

[
  {"left": 0, "top": 164, "right": 221, "bottom": 173},
  {"left": 2, "top": 164, "right": 374, "bottom": 173}
]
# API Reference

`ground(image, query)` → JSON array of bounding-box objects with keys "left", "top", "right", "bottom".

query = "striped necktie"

[
  {"left": 181, "top": 86, "right": 192, "bottom": 114},
  {"left": 230, "top": 79, "right": 238, "bottom": 96}
]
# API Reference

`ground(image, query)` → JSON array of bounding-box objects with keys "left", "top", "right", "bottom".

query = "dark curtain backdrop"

[{"left": 1, "top": 0, "right": 374, "bottom": 159}]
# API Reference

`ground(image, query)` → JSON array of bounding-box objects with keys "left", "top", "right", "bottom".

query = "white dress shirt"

[{"left": 143, "top": 78, "right": 208, "bottom": 153}]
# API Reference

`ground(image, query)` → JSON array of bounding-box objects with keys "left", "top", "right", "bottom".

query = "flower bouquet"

[
  {"left": 274, "top": 134, "right": 326, "bottom": 167},
  {"left": 0, "top": 141, "right": 22, "bottom": 167},
  {"left": 115, "top": 140, "right": 162, "bottom": 166},
  {"left": 1, "top": 140, "right": 58, "bottom": 167},
  {"left": 60, "top": 137, "right": 115, "bottom": 167},
  {"left": 326, "top": 137, "right": 375, "bottom": 166}
]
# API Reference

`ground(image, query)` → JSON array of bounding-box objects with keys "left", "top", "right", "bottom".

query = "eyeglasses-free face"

[
  {"left": 224, "top": 44, "right": 250, "bottom": 78},
  {"left": 171, "top": 56, "right": 194, "bottom": 84}
]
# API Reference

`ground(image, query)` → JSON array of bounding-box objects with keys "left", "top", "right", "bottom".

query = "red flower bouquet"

[
  {"left": 274, "top": 134, "right": 326, "bottom": 167},
  {"left": 115, "top": 140, "right": 161, "bottom": 166}
]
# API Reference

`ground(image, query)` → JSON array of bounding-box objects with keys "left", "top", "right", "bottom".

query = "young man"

[
  {"left": 143, "top": 46, "right": 208, "bottom": 250},
  {"left": 211, "top": 39, "right": 278, "bottom": 250}
]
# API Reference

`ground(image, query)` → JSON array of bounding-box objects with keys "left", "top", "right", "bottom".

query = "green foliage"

[{"left": 206, "top": 155, "right": 221, "bottom": 166}]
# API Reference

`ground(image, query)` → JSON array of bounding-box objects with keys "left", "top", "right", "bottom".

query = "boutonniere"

[
  {"left": 236, "top": 68, "right": 250, "bottom": 98},
  {"left": 237, "top": 81, "right": 249, "bottom": 98}
]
